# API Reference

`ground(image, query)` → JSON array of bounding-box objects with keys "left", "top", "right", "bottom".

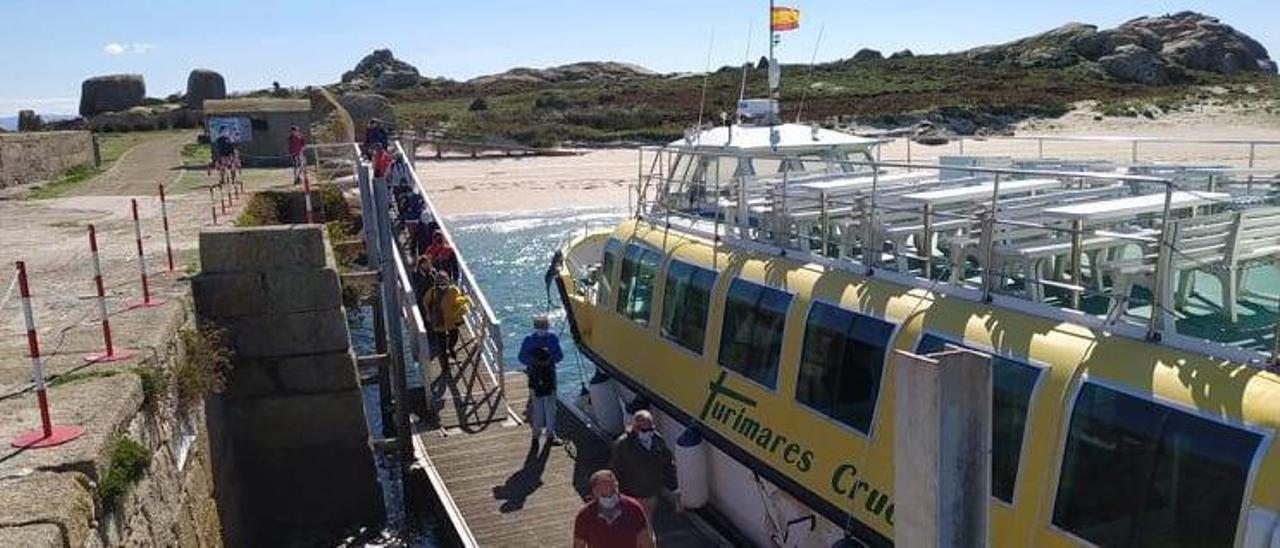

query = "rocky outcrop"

[
  {"left": 17, "top": 110, "right": 41, "bottom": 131},
  {"left": 79, "top": 74, "right": 146, "bottom": 116},
  {"left": 963, "top": 11, "right": 1274, "bottom": 83},
  {"left": 336, "top": 93, "right": 394, "bottom": 131},
  {"left": 467, "top": 61, "right": 655, "bottom": 87},
  {"left": 852, "top": 48, "right": 884, "bottom": 62},
  {"left": 374, "top": 70, "right": 420, "bottom": 90},
  {"left": 889, "top": 49, "right": 914, "bottom": 59},
  {"left": 185, "top": 69, "right": 227, "bottom": 109},
  {"left": 342, "top": 48, "right": 420, "bottom": 86},
  {"left": 1098, "top": 44, "right": 1172, "bottom": 85}
]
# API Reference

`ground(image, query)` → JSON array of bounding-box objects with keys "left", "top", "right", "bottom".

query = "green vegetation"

[
  {"left": 98, "top": 436, "right": 151, "bottom": 510},
  {"left": 134, "top": 364, "right": 169, "bottom": 411},
  {"left": 385, "top": 54, "right": 1280, "bottom": 146},
  {"left": 175, "top": 325, "right": 233, "bottom": 409},
  {"left": 27, "top": 164, "right": 102, "bottom": 199},
  {"left": 180, "top": 142, "right": 210, "bottom": 166},
  {"left": 235, "top": 182, "right": 358, "bottom": 232}
]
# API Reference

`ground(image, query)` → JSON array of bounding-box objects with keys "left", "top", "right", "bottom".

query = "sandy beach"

[{"left": 416, "top": 104, "right": 1280, "bottom": 217}]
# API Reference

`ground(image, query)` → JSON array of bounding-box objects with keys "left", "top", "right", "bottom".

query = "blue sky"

[{"left": 1, "top": 1, "right": 1275, "bottom": 115}]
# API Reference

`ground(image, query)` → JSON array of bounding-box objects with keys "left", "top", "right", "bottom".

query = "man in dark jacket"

[
  {"left": 609, "top": 410, "right": 679, "bottom": 519},
  {"left": 519, "top": 314, "right": 563, "bottom": 445}
]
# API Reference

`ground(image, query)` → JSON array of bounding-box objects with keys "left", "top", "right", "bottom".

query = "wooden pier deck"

[{"left": 411, "top": 337, "right": 723, "bottom": 547}]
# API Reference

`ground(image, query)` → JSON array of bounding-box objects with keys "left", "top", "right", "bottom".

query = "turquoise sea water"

[{"left": 447, "top": 206, "right": 627, "bottom": 398}]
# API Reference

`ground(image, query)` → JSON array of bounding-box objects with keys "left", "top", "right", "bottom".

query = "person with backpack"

[{"left": 519, "top": 314, "right": 564, "bottom": 446}]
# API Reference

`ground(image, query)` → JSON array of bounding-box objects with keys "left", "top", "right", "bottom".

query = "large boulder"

[
  {"left": 1121, "top": 12, "right": 1272, "bottom": 74},
  {"left": 852, "top": 48, "right": 884, "bottom": 63},
  {"left": 79, "top": 74, "right": 146, "bottom": 116},
  {"left": 17, "top": 110, "right": 41, "bottom": 131},
  {"left": 889, "top": 49, "right": 914, "bottom": 59},
  {"left": 342, "top": 49, "right": 420, "bottom": 84},
  {"left": 374, "top": 70, "right": 420, "bottom": 90},
  {"left": 337, "top": 93, "right": 395, "bottom": 132},
  {"left": 1098, "top": 44, "right": 1171, "bottom": 84},
  {"left": 185, "top": 69, "right": 226, "bottom": 109}
]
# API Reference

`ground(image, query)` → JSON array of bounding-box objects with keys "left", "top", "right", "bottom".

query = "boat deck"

[{"left": 412, "top": 337, "right": 723, "bottom": 547}]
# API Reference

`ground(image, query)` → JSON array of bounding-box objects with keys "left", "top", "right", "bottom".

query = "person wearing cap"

[
  {"left": 573, "top": 469, "right": 655, "bottom": 548},
  {"left": 610, "top": 409, "right": 679, "bottom": 520},
  {"left": 519, "top": 314, "right": 564, "bottom": 445}
]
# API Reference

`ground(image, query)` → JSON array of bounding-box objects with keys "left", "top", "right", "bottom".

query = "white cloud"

[{"left": 102, "top": 42, "right": 153, "bottom": 56}]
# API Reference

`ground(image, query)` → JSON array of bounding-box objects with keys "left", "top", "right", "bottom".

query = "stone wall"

[
  {"left": 0, "top": 300, "right": 222, "bottom": 547},
  {"left": 0, "top": 131, "right": 95, "bottom": 189},
  {"left": 193, "top": 225, "right": 383, "bottom": 546}
]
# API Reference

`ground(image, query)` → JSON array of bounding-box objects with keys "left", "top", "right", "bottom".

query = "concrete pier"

[{"left": 194, "top": 225, "right": 383, "bottom": 546}]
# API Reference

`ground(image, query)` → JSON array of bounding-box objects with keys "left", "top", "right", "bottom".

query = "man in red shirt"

[
  {"left": 574, "top": 470, "right": 655, "bottom": 548},
  {"left": 287, "top": 126, "right": 306, "bottom": 185},
  {"left": 372, "top": 145, "right": 392, "bottom": 180}
]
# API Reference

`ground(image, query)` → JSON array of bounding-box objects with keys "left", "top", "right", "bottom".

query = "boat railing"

[
  {"left": 882, "top": 134, "right": 1280, "bottom": 171},
  {"left": 636, "top": 144, "right": 1280, "bottom": 366},
  {"left": 387, "top": 141, "right": 510, "bottom": 410}
]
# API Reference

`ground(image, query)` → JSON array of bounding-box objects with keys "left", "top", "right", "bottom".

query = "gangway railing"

[{"left": 389, "top": 141, "right": 510, "bottom": 415}]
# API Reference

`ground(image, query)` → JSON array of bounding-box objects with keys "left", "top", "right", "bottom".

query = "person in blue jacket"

[{"left": 519, "top": 314, "right": 564, "bottom": 445}]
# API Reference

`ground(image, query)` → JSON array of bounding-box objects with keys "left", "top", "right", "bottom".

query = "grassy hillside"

[{"left": 383, "top": 53, "right": 1279, "bottom": 146}]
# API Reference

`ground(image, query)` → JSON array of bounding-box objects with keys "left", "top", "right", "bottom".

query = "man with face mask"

[
  {"left": 609, "top": 410, "right": 680, "bottom": 520},
  {"left": 573, "top": 470, "right": 655, "bottom": 548}
]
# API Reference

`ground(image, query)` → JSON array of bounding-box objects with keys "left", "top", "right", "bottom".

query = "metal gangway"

[{"left": 344, "top": 141, "right": 720, "bottom": 547}]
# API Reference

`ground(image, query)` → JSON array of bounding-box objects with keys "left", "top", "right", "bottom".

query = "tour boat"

[{"left": 550, "top": 114, "right": 1280, "bottom": 546}]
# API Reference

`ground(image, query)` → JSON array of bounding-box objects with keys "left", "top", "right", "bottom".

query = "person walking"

[
  {"left": 287, "top": 125, "right": 307, "bottom": 185},
  {"left": 364, "top": 119, "right": 389, "bottom": 155},
  {"left": 519, "top": 314, "right": 564, "bottom": 445},
  {"left": 424, "top": 231, "right": 460, "bottom": 282},
  {"left": 573, "top": 470, "right": 655, "bottom": 548},
  {"left": 610, "top": 409, "right": 680, "bottom": 520},
  {"left": 422, "top": 271, "right": 470, "bottom": 370}
]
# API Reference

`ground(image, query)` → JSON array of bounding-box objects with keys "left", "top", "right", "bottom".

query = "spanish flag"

[{"left": 771, "top": 6, "right": 800, "bottom": 32}]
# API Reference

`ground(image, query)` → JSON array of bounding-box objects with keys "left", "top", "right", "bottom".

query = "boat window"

[
  {"left": 718, "top": 279, "right": 792, "bottom": 389},
  {"left": 1052, "top": 382, "right": 1260, "bottom": 547},
  {"left": 797, "top": 302, "right": 895, "bottom": 434},
  {"left": 916, "top": 335, "right": 1040, "bottom": 503},
  {"left": 599, "top": 238, "right": 624, "bottom": 307},
  {"left": 660, "top": 260, "right": 717, "bottom": 354},
  {"left": 615, "top": 244, "right": 662, "bottom": 325}
]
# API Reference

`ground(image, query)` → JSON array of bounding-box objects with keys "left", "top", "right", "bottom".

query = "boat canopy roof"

[{"left": 669, "top": 123, "right": 880, "bottom": 154}]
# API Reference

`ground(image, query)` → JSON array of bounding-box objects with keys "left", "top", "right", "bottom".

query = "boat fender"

[
  {"left": 674, "top": 427, "right": 710, "bottom": 509},
  {"left": 588, "top": 372, "right": 623, "bottom": 436}
]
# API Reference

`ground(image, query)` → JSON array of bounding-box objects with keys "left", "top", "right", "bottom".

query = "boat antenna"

[
  {"left": 794, "top": 23, "right": 825, "bottom": 123},
  {"left": 695, "top": 29, "right": 716, "bottom": 136},
  {"left": 736, "top": 22, "right": 753, "bottom": 120}
]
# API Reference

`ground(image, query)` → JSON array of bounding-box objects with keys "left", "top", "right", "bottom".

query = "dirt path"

[{"left": 69, "top": 131, "right": 198, "bottom": 196}]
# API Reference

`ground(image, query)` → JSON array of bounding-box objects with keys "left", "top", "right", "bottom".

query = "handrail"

[
  {"left": 638, "top": 142, "right": 1280, "bottom": 366},
  {"left": 390, "top": 141, "right": 509, "bottom": 413}
]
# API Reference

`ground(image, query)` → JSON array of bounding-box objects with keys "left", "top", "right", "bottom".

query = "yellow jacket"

[{"left": 423, "top": 284, "right": 471, "bottom": 332}]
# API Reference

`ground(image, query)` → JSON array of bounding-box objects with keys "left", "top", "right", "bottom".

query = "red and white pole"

[
  {"left": 219, "top": 184, "right": 228, "bottom": 215},
  {"left": 159, "top": 183, "right": 175, "bottom": 273},
  {"left": 127, "top": 199, "right": 165, "bottom": 309},
  {"left": 208, "top": 186, "right": 218, "bottom": 225},
  {"left": 303, "top": 165, "right": 315, "bottom": 224},
  {"left": 84, "top": 225, "right": 135, "bottom": 363},
  {"left": 10, "top": 261, "right": 84, "bottom": 449}
]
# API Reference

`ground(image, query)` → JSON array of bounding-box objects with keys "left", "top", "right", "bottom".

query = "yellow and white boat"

[{"left": 551, "top": 119, "right": 1280, "bottom": 546}]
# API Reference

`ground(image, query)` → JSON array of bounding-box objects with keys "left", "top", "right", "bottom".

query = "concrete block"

[
  {"left": 193, "top": 269, "right": 343, "bottom": 319},
  {"left": 225, "top": 391, "right": 371, "bottom": 451},
  {"left": 224, "top": 307, "right": 350, "bottom": 358},
  {"left": 230, "top": 351, "right": 360, "bottom": 396},
  {"left": 199, "top": 226, "right": 328, "bottom": 274},
  {"left": 0, "top": 473, "right": 95, "bottom": 547}
]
